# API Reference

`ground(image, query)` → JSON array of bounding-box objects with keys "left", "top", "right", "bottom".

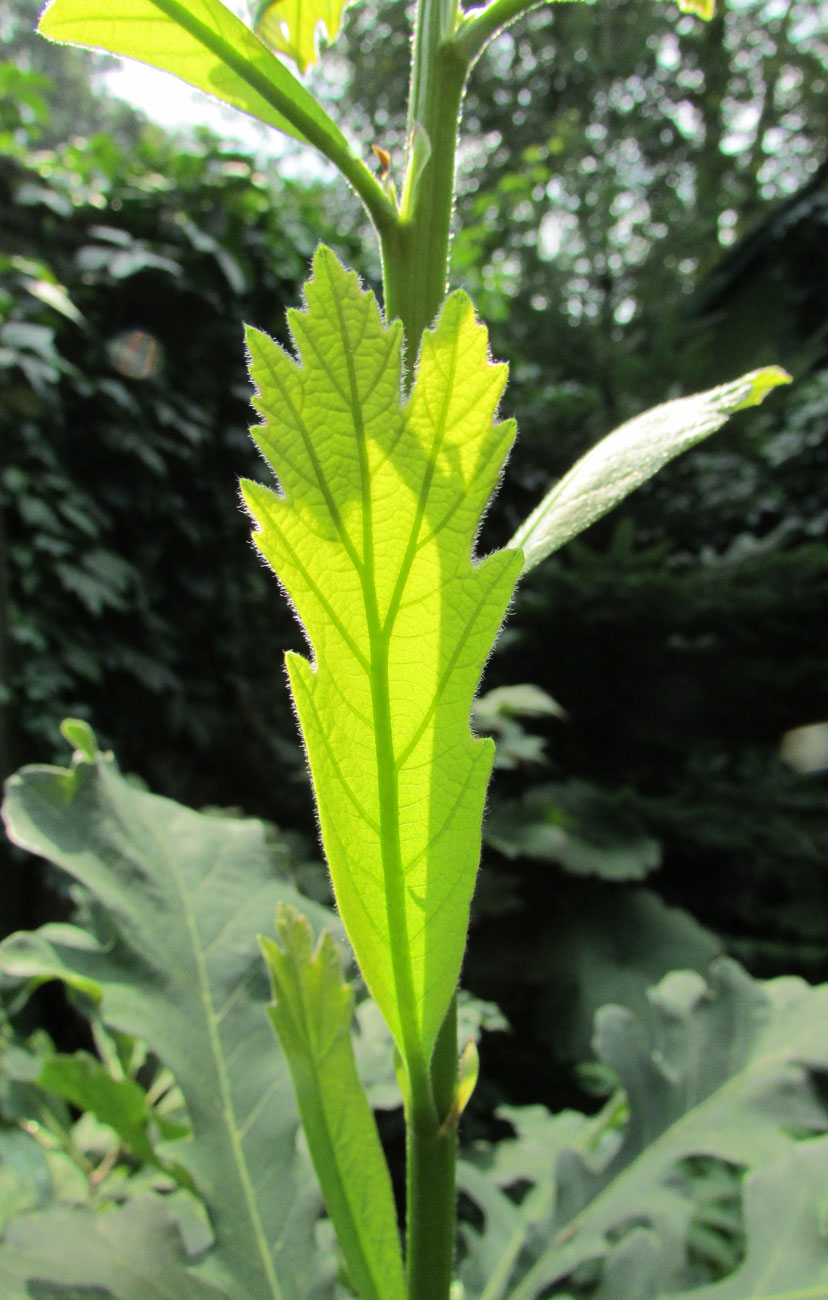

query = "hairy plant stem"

[
  {"left": 455, "top": 0, "right": 548, "bottom": 66},
  {"left": 380, "top": 0, "right": 467, "bottom": 377}
]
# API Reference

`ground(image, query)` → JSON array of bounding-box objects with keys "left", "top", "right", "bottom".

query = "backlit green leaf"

[
  {"left": 253, "top": 0, "right": 351, "bottom": 73},
  {"left": 242, "top": 246, "right": 521, "bottom": 1081},
  {"left": 676, "top": 0, "right": 716, "bottom": 19},
  {"left": 261, "top": 906, "right": 405, "bottom": 1300},
  {"left": 509, "top": 366, "right": 791, "bottom": 574},
  {"left": 38, "top": 0, "right": 351, "bottom": 154}
]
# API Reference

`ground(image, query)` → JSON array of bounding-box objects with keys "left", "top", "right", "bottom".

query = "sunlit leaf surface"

[{"left": 243, "top": 247, "right": 521, "bottom": 1073}]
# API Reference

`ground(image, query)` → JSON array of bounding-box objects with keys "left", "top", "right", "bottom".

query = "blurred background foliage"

[{"left": 2, "top": 0, "right": 827, "bottom": 1113}]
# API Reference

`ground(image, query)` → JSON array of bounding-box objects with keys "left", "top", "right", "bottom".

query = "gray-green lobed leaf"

[
  {"left": 458, "top": 959, "right": 828, "bottom": 1300},
  {"left": 0, "top": 727, "right": 339, "bottom": 1300}
]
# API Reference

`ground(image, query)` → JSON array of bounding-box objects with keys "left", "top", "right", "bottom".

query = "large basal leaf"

[
  {"left": 33, "top": 1050, "right": 192, "bottom": 1184},
  {"left": 242, "top": 246, "right": 522, "bottom": 1080},
  {"left": 668, "top": 1138, "right": 828, "bottom": 1300},
  {"left": 508, "top": 367, "right": 790, "bottom": 574},
  {"left": 0, "top": 727, "right": 336, "bottom": 1300},
  {"left": 0, "top": 1196, "right": 225, "bottom": 1300},
  {"left": 527, "top": 884, "right": 723, "bottom": 1067},
  {"left": 38, "top": 0, "right": 351, "bottom": 155},
  {"left": 253, "top": 0, "right": 351, "bottom": 73},
  {"left": 262, "top": 906, "right": 405, "bottom": 1300},
  {"left": 457, "top": 960, "right": 828, "bottom": 1299}
]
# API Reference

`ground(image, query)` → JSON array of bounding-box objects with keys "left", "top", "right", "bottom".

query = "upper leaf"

[
  {"left": 242, "top": 247, "right": 521, "bottom": 1076},
  {"left": 38, "top": 0, "right": 351, "bottom": 153},
  {"left": 508, "top": 366, "right": 791, "bottom": 574},
  {"left": 0, "top": 729, "right": 335, "bottom": 1300},
  {"left": 253, "top": 0, "right": 351, "bottom": 73}
]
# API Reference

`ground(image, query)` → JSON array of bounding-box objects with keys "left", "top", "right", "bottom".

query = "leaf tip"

[
  {"left": 60, "top": 717, "right": 99, "bottom": 763},
  {"left": 732, "top": 365, "right": 792, "bottom": 412}
]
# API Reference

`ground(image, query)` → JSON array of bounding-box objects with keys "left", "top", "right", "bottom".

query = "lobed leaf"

[
  {"left": 0, "top": 1196, "right": 226, "bottom": 1300},
  {"left": 508, "top": 366, "right": 791, "bottom": 574},
  {"left": 668, "top": 1138, "right": 828, "bottom": 1300},
  {"left": 458, "top": 960, "right": 828, "bottom": 1299},
  {"left": 242, "top": 246, "right": 522, "bottom": 1079},
  {"left": 0, "top": 727, "right": 336, "bottom": 1300},
  {"left": 35, "top": 1051, "right": 192, "bottom": 1183},
  {"left": 261, "top": 905, "right": 405, "bottom": 1300}
]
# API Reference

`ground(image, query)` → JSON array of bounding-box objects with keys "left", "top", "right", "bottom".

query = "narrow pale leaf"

[
  {"left": 253, "top": 0, "right": 351, "bottom": 73},
  {"left": 261, "top": 906, "right": 405, "bottom": 1300},
  {"left": 0, "top": 731, "right": 335, "bottom": 1300},
  {"left": 242, "top": 246, "right": 521, "bottom": 1075},
  {"left": 509, "top": 366, "right": 791, "bottom": 574},
  {"left": 38, "top": 0, "right": 351, "bottom": 154}
]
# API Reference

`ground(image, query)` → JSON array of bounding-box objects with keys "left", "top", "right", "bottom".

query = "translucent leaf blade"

[
  {"left": 509, "top": 366, "right": 791, "bottom": 575},
  {"left": 253, "top": 0, "right": 351, "bottom": 72},
  {"left": 38, "top": 0, "right": 351, "bottom": 152},
  {"left": 242, "top": 246, "right": 521, "bottom": 1072}
]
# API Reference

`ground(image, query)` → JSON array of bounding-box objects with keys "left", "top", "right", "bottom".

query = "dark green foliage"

[{"left": 1, "top": 68, "right": 363, "bottom": 826}]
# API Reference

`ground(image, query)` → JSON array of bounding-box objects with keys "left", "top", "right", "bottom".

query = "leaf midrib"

[{"left": 323, "top": 258, "right": 432, "bottom": 1096}]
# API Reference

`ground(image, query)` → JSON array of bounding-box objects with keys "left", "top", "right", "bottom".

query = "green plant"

[{"left": 2, "top": 2, "right": 818, "bottom": 1300}]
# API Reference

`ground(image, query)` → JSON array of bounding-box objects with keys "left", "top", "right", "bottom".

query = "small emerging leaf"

[
  {"left": 243, "top": 247, "right": 521, "bottom": 1079},
  {"left": 60, "top": 716, "right": 99, "bottom": 761},
  {"left": 509, "top": 366, "right": 791, "bottom": 575},
  {"left": 261, "top": 906, "right": 405, "bottom": 1300},
  {"left": 454, "top": 1038, "right": 480, "bottom": 1122},
  {"left": 253, "top": 0, "right": 351, "bottom": 73}
]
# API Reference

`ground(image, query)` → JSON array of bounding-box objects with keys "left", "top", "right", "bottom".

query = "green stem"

[
  {"left": 455, "top": 0, "right": 551, "bottom": 67},
  {"left": 380, "top": 0, "right": 467, "bottom": 374},
  {"left": 406, "top": 1000, "right": 459, "bottom": 1300},
  {"left": 375, "top": 4, "right": 477, "bottom": 1295},
  {"left": 406, "top": 1106, "right": 458, "bottom": 1300},
  {"left": 147, "top": 0, "right": 398, "bottom": 236}
]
